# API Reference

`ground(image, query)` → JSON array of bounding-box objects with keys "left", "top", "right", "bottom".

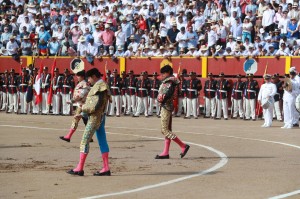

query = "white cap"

[
  {"left": 105, "top": 24, "right": 110, "bottom": 28},
  {"left": 289, "top": 66, "right": 296, "bottom": 72},
  {"left": 260, "top": 28, "right": 265, "bottom": 34},
  {"left": 265, "top": 36, "right": 271, "bottom": 40}
]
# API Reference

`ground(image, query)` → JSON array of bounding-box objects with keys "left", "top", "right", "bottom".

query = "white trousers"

[
  {"left": 148, "top": 97, "right": 160, "bottom": 116},
  {"left": 126, "top": 95, "right": 136, "bottom": 114},
  {"left": 283, "top": 99, "right": 295, "bottom": 127},
  {"left": 8, "top": 93, "right": 18, "bottom": 113},
  {"left": 0, "top": 91, "right": 2, "bottom": 110},
  {"left": 233, "top": 99, "right": 244, "bottom": 118},
  {"left": 121, "top": 95, "right": 127, "bottom": 113},
  {"left": 186, "top": 98, "right": 198, "bottom": 117},
  {"left": 61, "top": 93, "right": 71, "bottom": 115},
  {"left": 204, "top": 97, "right": 216, "bottom": 117},
  {"left": 273, "top": 101, "right": 282, "bottom": 120},
  {"left": 245, "top": 99, "right": 256, "bottom": 119},
  {"left": 109, "top": 95, "right": 120, "bottom": 116},
  {"left": 262, "top": 104, "right": 274, "bottom": 126},
  {"left": 42, "top": 92, "right": 49, "bottom": 114},
  {"left": 32, "top": 94, "right": 40, "bottom": 114},
  {"left": 52, "top": 93, "right": 61, "bottom": 115},
  {"left": 1, "top": 92, "right": 7, "bottom": 110},
  {"left": 135, "top": 97, "right": 148, "bottom": 116},
  {"left": 177, "top": 97, "right": 187, "bottom": 116},
  {"left": 19, "top": 92, "right": 28, "bottom": 113},
  {"left": 216, "top": 98, "right": 228, "bottom": 119}
]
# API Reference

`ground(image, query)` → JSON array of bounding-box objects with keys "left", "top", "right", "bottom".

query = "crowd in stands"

[{"left": 1, "top": 0, "right": 300, "bottom": 62}]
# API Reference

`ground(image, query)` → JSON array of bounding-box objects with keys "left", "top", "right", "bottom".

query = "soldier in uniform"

[
  {"left": 108, "top": 69, "right": 122, "bottom": 117},
  {"left": 185, "top": 72, "right": 202, "bottom": 119},
  {"left": 120, "top": 71, "right": 127, "bottom": 115},
  {"left": 18, "top": 68, "right": 30, "bottom": 114},
  {"left": 216, "top": 72, "right": 230, "bottom": 120},
  {"left": 244, "top": 73, "right": 259, "bottom": 121},
  {"left": 133, "top": 71, "right": 150, "bottom": 117},
  {"left": 41, "top": 66, "right": 51, "bottom": 114},
  {"left": 7, "top": 69, "right": 18, "bottom": 113},
  {"left": 30, "top": 68, "right": 40, "bottom": 114},
  {"left": 231, "top": 74, "right": 245, "bottom": 119},
  {"left": 271, "top": 74, "right": 283, "bottom": 121},
  {"left": 175, "top": 72, "right": 187, "bottom": 117},
  {"left": 61, "top": 69, "right": 75, "bottom": 115},
  {"left": 1, "top": 70, "right": 9, "bottom": 111},
  {"left": 51, "top": 68, "right": 63, "bottom": 115},
  {"left": 125, "top": 70, "right": 137, "bottom": 115},
  {"left": 148, "top": 72, "right": 161, "bottom": 117},
  {"left": 203, "top": 73, "right": 217, "bottom": 118}
]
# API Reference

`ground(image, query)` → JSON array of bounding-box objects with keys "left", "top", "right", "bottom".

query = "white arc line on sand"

[
  {"left": 0, "top": 124, "right": 228, "bottom": 199},
  {"left": 269, "top": 190, "right": 300, "bottom": 199},
  {"left": 1, "top": 124, "right": 300, "bottom": 199}
]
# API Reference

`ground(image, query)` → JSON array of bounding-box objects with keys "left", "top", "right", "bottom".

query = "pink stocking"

[
  {"left": 173, "top": 137, "right": 186, "bottom": 153},
  {"left": 64, "top": 128, "right": 76, "bottom": 139},
  {"left": 159, "top": 138, "right": 171, "bottom": 156},
  {"left": 100, "top": 152, "right": 110, "bottom": 173},
  {"left": 74, "top": 152, "right": 87, "bottom": 171}
]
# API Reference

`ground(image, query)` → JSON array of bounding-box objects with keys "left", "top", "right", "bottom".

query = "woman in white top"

[
  {"left": 242, "top": 16, "right": 253, "bottom": 43},
  {"left": 159, "top": 18, "right": 169, "bottom": 44},
  {"left": 52, "top": 26, "right": 65, "bottom": 44}
]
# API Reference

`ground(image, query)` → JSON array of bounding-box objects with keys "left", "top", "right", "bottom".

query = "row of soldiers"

[
  {"left": 106, "top": 69, "right": 284, "bottom": 121},
  {"left": 0, "top": 67, "right": 284, "bottom": 121},
  {"left": 0, "top": 67, "right": 75, "bottom": 115}
]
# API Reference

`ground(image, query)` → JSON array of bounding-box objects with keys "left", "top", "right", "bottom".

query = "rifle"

[{"left": 230, "top": 97, "right": 234, "bottom": 118}]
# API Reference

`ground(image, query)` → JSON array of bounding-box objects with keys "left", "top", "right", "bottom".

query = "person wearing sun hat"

[
  {"left": 258, "top": 74, "right": 277, "bottom": 127},
  {"left": 20, "top": 35, "right": 32, "bottom": 56}
]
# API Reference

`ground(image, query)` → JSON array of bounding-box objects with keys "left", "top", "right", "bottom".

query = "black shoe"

[
  {"left": 175, "top": 115, "right": 180, "bottom": 117},
  {"left": 157, "top": 115, "right": 161, "bottom": 118},
  {"left": 194, "top": 117, "right": 198, "bottom": 119},
  {"left": 204, "top": 116, "right": 210, "bottom": 118},
  {"left": 93, "top": 170, "right": 111, "bottom": 176},
  {"left": 240, "top": 117, "right": 244, "bottom": 119},
  {"left": 67, "top": 169, "right": 84, "bottom": 176},
  {"left": 184, "top": 116, "right": 191, "bottom": 119},
  {"left": 59, "top": 136, "right": 70, "bottom": 142},
  {"left": 214, "top": 118, "right": 221, "bottom": 120},
  {"left": 107, "top": 115, "right": 113, "bottom": 117},
  {"left": 224, "top": 118, "right": 228, "bottom": 120},
  {"left": 116, "top": 115, "right": 120, "bottom": 117},
  {"left": 293, "top": 124, "right": 299, "bottom": 127},
  {"left": 155, "top": 154, "right": 169, "bottom": 159},
  {"left": 232, "top": 117, "right": 237, "bottom": 119},
  {"left": 252, "top": 119, "right": 256, "bottom": 121},
  {"left": 132, "top": 115, "right": 139, "bottom": 117},
  {"left": 180, "top": 144, "right": 190, "bottom": 158}
]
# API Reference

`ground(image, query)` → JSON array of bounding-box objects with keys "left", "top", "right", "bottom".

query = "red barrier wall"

[
  {"left": 207, "top": 57, "right": 286, "bottom": 76},
  {"left": 0, "top": 56, "right": 297, "bottom": 77}
]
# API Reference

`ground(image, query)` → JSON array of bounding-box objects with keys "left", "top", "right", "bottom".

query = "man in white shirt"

[
  {"left": 6, "top": 36, "right": 19, "bottom": 56},
  {"left": 275, "top": 42, "right": 291, "bottom": 56},
  {"left": 262, "top": 3, "right": 275, "bottom": 32},
  {"left": 123, "top": 46, "right": 135, "bottom": 57},
  {"left": 92, "top": 25, "right": 103, "bottom": 48},
  {"left": 77, "top": 36, "right": 88, "bottom": 57},
  {"left": 207, "top": 26, "right": 217, "bottom": 47},
  {"left": 115, "top": 25, "right": 126, "bottom": 49},
  {"left": 176, "top": 27, "right": 188, "bottom": 52},
  {"left": 114, "top": 46, "right": 124, "bottom": 57},
  {"left": 258, "top": 74, "right": 277, "bottom": 127},
  {"left": 278, "top": 11, "right": 289, "bottom": 36}
]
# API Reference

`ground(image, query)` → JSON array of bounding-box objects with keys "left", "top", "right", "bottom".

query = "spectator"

[
  {"left": 48, "top": 36, "right": 61, "bottom": 56},
  {"left": 167, "top": 22, "right": 179, "bottom": 47},
  {"left": 20, "top": 36, "right": 32, "bottom": 56},
  {"left": 287, "top": 17, "right": 299, "bottom": 39},
  {"left": 6, "top": 36, "right": 19, "bottom": 56},
  {"left": 100, "top": 24, "right": 115, "bottom": 53},
  {"left": 77, "top": 36, "right": 88, "bottom": 57},
  {"left": 0, "top": 26, "right": 11, "bottom": 47}
]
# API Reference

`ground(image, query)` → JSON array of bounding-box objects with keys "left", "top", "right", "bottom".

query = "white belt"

[
  {"left": 187, "top": 89, "right": 197, "bottom": 91},
  {"left": 275, "top": 93, "right": 279, "bottom": 95},
  {"left": 234, "top": 90, "right": 243, "bottom": 93},
  {"left": 247, "top": 89, "right": 256, "bottom": 92},
  {"left": 139, "top": 88, "right": 148, "bottom": 91},
  {"left": 151, "top": 88, "right": 158, "bottom": 91},
  {"left": 9, "top": 85, "right": 16, "bottom": 87},
  {"left": 128, "top": 86, "right": 136, "bottom": 89},
  {"left": 181, "top": 89, "right": 185, "bottom": 91},
  {"left": 63, "top": 85, "right": 70, "bottom": 88},
  {"left": 42, "top": 83, "right": 49, "bottom": 86},
  {"left": 111, "top": 86, "right": 120, "bottom": 90},
  {"left": 206, "top": 89, "right": 216, "bottom": 92},
  {"left": 3, "top": 85, "right": 7, "bottom": 87},
  {"left": 19, "top": 84, "right": 28, "bottom": 86},
  {"left": 219, "top": 90, "right": 227, "bottom": 93}
]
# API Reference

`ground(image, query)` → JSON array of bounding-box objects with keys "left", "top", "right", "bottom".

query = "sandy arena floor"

[{"left": 0, "top": 112, "right": 300, "bottom": 199}]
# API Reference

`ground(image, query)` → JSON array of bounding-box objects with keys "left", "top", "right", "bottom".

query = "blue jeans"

[{"left": 242, "top": 32, "right": 251, "bottom": 43}]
